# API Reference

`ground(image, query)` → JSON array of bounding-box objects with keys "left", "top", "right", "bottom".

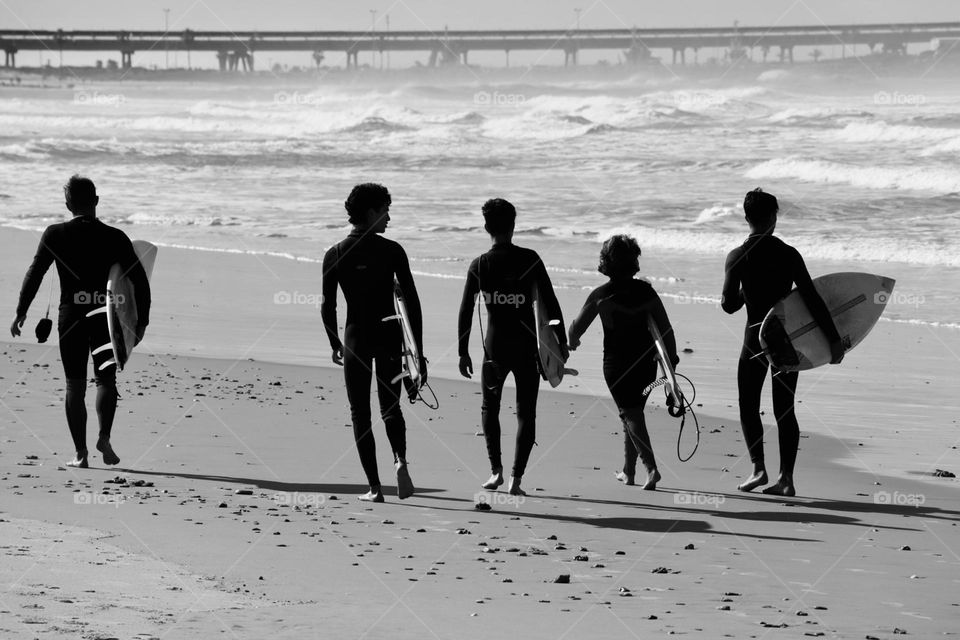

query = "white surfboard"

[
  {"left": 384, "top": 278, "right": 422, "bottom": 400},
  {"left": 647, "top": 314, "right": 683, "bottom": 416},
  {"left": 87, "top": 240, "right": 157, "bottom": 372},
  {"left": 533, "top": 280, "right": 568, "bottom": 388},
  {"left": 759, "top": 272, "right": 895, "bottom": 371}
]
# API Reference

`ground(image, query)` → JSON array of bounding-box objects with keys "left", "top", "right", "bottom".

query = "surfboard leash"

[
  {"left": 672, "top": 372, "right": 700, "bottom": 462},
  {"left": 643, "top": 372, "right": 700, "bottom": 462},
  {"left": 411, "top": 377, "right": 439, "bottom": 410}
]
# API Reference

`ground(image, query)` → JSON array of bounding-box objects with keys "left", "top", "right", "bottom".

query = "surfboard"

[
  {"left": 383, "top": 278, "right": 422, "bottom": 401},
  {"left": 759, "top": 272, "right": 895, "bottom": 371},
  {"left": 87, "top": 240, "right": 157, "bottom": 372},
  {"left": 532, "top": 280, "right": 567, "bottom": 388},
  {"left": 646, "top": 314, "right": 684, "bottom": 417}
]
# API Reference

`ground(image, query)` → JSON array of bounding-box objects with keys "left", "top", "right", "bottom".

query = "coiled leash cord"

[{"left": 642, "top": 372, "right": 700, "bottom": 462}]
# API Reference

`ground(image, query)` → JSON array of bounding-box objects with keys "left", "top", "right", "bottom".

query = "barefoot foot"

[
  {"left": 396, "top": 463, "right": 414, "bottom": 500},
  {"left": 761, "top": 480, "right": 796, "bottom": 497},
  {"left": 507, "top": 477, "right": 526, "bottom": 497},
  {"left": 737, "top": 470, "right": 768, "bottom": 492},
  {"left": 641, "top": 469, "right": 661, "bottom": 491},
  {"left": 615, "top": 471, "right": 635, "bottom": 486},
  {"left": 96, "top": 439, "right": 120, "bottom": 466},
  {"left": 66, "top": 452, "right": 88, "bottom": 469},
  {"left": 358, "top": 488, "right": 385, "bottom": 503},
  {"left": 482, "top": 470, "right": 504, "bottom": 491}
]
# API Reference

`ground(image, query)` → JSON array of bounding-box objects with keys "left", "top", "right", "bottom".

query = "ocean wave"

[
  {"left": 835, "top": 121, "right": 960, "bottom": 144},
  {"left": 745, "top": 157, "right": 960, "bottom": 194},
  {"left": 694, "top": 204, "right": 739, "bottom": 224},
  {"left": 341, "top": 116, "right": 416, "bottom": 133},
  {"left": 438, "top": 111, "right": 486, "bottom": 125},
  {"left": 767, "top": 107, "right": 873, "bottom": 125},
  {"left": 121, "top": 212, "right": 242, "bottom": 227},
  {"left": 756, "top": 69, "right": 791, "bottom": 83},
  {"left": 597, "top": 224, "right": 960, "bottom": 267}
]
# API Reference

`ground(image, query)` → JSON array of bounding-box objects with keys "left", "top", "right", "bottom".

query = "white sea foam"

[
  {"left": 598, "top": 225, "right": 960, "bottom": 267},
  {"left": 835, "top": 121, "right": 960, "bottom": 144},
  {"left": 745, "top": 157, "right": 960, "bottom": 194},
  {"left": 694, "top": 204, "right": 739, "bottom": 224}
]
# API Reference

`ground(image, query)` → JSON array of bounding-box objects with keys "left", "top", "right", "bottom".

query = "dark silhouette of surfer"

[
  {"left": 722, "top": 188, "right": 844, "bottom": 497},
  {"left": 568, "top": 235, "right": 677, "bottom": 490},
  {"left": 321, "top": 183, "right": 425, "bottom": 503},
  {"left": 10, "top": 175, "right": 150, "bottom": 468},
  {"left": 457, "top": 198, "right": 567, "bottom": 496}
]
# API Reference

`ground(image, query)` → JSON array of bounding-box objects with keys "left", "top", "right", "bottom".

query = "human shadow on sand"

[
  {"left": 118, "top": 468, "right": 444, "bottom": 496},
  {"left": 502, "top": 490, "right": 920, "bottom": 532},
  {"left": 414, "top": 495, "right": 817, "bottom": 542}
]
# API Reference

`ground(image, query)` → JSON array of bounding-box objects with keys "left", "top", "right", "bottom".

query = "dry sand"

[{"left": 1, "top": 226, "right": 959, "bottom": 638}]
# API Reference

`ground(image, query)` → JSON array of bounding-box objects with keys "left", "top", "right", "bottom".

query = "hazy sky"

[{"left": 2, "top": 0, "right": 958, "bottom": 31}]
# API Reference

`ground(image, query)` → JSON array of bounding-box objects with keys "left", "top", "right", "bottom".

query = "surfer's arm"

[
  {"left": 16, "top": 227, "right": 55, "bottom": 319},
  {"left": 650, "top": 293, "right": 680, "bottom": 367},
  {"left": 721, "top": 249, "right": 745, "bottom": 314},
  {"left": 457, "top": 259, "right": 480, "bottom": 359},
  {"left": 792, "top": 251, "right": 844, "bottom": 363},
  {"left": 395, "top": 247, "right": 424, "bottom": 357},
  {"left": 320, "top": 247, "right": 343, "bottom": 356},
  {"left": 567, "top": 289, "right": 600, "bottom": 351}
]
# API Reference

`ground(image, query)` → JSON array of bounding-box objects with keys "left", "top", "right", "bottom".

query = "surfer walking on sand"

[
  {"left": 9, "top": 175, "right": 150, "bottom": 469},
  {"left": 722, "top": 188, "right": 844, "bottom": 497},
  {"left": 457, "top": 198, "right": 567, "bottom": 496},
  {"left": 567, "top": 235, "right": 678, "bottom": 490},
  {"left": 321, "top": 183, "right": 425, "bottom": 503}
]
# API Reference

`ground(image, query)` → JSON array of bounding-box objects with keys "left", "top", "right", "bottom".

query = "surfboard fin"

[{"left": 92, "top": 343, "right": 113, "bottom": 355}]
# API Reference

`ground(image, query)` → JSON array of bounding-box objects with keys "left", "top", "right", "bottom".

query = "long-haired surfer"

[
  {"left": 457, "top": 198, "right": 567, "bottom": 497},
  {"left": 9, "top": 175, "right": 150, "bottom": 468},
  {"left": 321, "top": 183, "right": 425, "bottom": 502},
  {"left": 567, "top": 235, "right": 677, "bottom": 490},
  {"left": 721, "top": 188, "right": 844, "bottom": 497}
]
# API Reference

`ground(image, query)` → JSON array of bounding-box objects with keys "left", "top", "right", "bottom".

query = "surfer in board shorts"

[
  {"left": 321, "top": 183, "right": 425, "bottom": 503},
  {"left": 457, "top": 198, "right": 567, "bottom": 496},
  {"left": 721, "top": 188, "right": 844, "bottom": 497},
  {"left": 10, "top": 175, "right": 150, "bottom": 469},
  {"left": 567, "top": 235, "right": 678, "bottom": 490}
]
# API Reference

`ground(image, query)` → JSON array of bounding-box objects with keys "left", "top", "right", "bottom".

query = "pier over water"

[{"left": 2, "top": 22, "right": 959, "bottom": 70}]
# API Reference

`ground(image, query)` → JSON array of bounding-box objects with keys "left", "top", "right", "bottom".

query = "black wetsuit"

[
  {"left": 457, "top": 242, "right": 565, "bottom": 478},
  {"left": 722, "top": 233, "right": 839, "bottom": 477},
  {"left": 321, "top": 230, "right": 423, "bottom": 488},
  {"left": 570, "top": 277, "right": 678, "bottom": 476},
  {"left": 16, "top": 216, "right": 150, "bottom": 456}
]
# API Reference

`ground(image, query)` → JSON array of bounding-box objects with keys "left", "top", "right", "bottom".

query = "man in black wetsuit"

[
  {"left": 721, "top": 188, "right": 844, "bottom": 497},
  {"left": 457, "top": 198, "right": 567, "bottom": 496},
  {"left": 321, "top": 183, "right": 425, "bottom": 503},
  {"left": 10, "top": 175, "right": 150, "bottom": 468}
]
